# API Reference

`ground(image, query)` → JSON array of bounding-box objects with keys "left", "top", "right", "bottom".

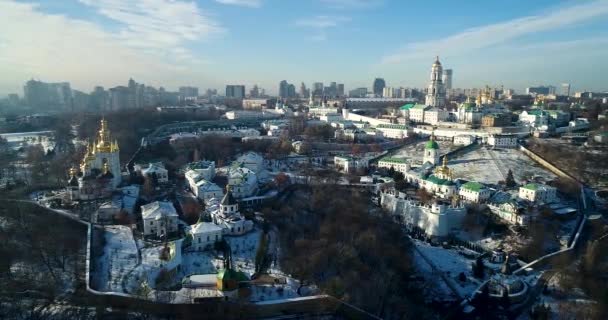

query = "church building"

[{"left": 67, "top": 118, "right": 121, "bottom": 201}]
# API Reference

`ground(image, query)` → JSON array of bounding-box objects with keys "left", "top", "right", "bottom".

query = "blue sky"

[{"left": 1, "top": 0, "right": 607, "bottom": 96}]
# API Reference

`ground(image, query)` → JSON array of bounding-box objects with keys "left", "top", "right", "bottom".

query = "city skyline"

[{"left": 1, "top": 0, "right": 608, "bottom": 95}]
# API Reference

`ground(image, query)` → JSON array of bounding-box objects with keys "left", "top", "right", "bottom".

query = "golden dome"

[
  {"left": 434, "top": 155, "right": 453, "bottom": 179},
  {"left": 96, "top": 118, "right": 113, "bottom": 153},
  {"left": 432, "top": 55, "right": 442, "bottom": 67}
]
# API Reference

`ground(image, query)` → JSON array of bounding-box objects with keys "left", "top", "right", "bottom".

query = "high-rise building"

[
  {"left": 108, "top": 86, "right": 130, "bottom": 110},
  {"left": 7, "top": 94, "right": 19, "bottom": 107},
  {"left": 442, "top": 69, "right": 453, "bottom": 90},
  {"left": 287, "top": 84, "right": 296, "bottom": 98},
  {"left": 279, "top": 80, "right": 289, "bottom": 99},
  {"left": 250, "top": 85, "right": 260, "bottom": 98},
  {"left": 299, "top": 82, "right": 309, "bottom": 98},
  {"left": 561, "top": 83, "right": 571, "bottom": 97},
  {"left": 90, "top": 86, "right": 108, "bottom": 111},
  {"left": 526, "top": 86, "right": 555, "bottom": 96},
  {"left": 23, "top": 79, "right": 73, "bottom": 109},
  {"left": 226, "top": 85, "right": 246, "bottom": 99},
  {"left": 382, "top": 87, "right": 395, "bottom": 98},
  {"left": 143, "top": 86, "right": 159, "bottom": 107},
  {"left": 373, "top": 78, "right": 386, "bottom": 97},
  {"left": 349, "top": 87, "right": 367, "bottom": 98},
  {"left": 313, "top": 82, "right": 324, "bottom": 96},
  {"left": 72, "top": 90, "right": 90, "bottom": 110},
  {"left": 179, "top": 86, "right": 199, "bottom": 100},
  {"left": 337, "top": 84, "right": 345, "bottom": 97},
  {"left": 205, "top": 89, "right": 218, "bottom": 97},
  {"left": 425, "top": 56, "right": 446, "bottom": 107}
]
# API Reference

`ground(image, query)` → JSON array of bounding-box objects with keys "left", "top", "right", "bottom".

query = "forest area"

[
  {"left": 0, "top": 200, "right": 90, "bottom": 318},
  {"left": 263, "top": 185, "right": 438, "bottom": 320}
]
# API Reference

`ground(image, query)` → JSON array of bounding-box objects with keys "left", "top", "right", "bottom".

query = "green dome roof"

[{"left": 425, "top": 140, "right": 439, "bottom": 150}]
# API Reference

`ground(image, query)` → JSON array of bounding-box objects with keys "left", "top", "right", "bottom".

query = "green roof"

[
  {"left": 425, "top": 140, "right": 439, "bottom": 150},
  {"left": 377, "top": 124, "right": 408, "bottom": 130},
  {"left": 522, "top": 183, "right": 539, "bottom": 191},
  {"left": 462, "top": 181, "right": 484, "bottom": 192},
  {"left": 424, "top": 175, "right": 454, "bottom": 186},
  {"left": 380, "top": 157, "right": 408, "bottom": 164},
  {"left": 217, "top": 269, "right": 249, "bottom": 282},
  {"left": 400, "top": 103, "right": 416, "bottom": 110}
]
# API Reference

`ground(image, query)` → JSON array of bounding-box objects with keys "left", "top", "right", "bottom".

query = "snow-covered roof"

[
  {"left": 236, "top": 152, "right": 263, "bottom": 167},
  {"left": 141, "top": 201, "right": 178, "bottom": 220},
  {"left": 141, "top": 162, "right": 167, "bottom": 175},
  {"left": 228, "top": 167, "right": 257, "bottom": 185},
  {"left": 195, "top": 179, "right": 222, "bottom": 192},
  {"left": 191, "top": 222, "right": 223, "bottom": 234}
]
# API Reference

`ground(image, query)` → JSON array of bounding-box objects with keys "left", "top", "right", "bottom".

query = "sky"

[{"left": 1, "top": 0, "right": 608, "bottom": 96}]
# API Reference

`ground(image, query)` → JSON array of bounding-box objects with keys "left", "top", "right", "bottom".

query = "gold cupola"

[
  {"left": 434, "top": 155, "right": 453, "bottom": 180},
  {"left": 96, "top": 118, "right": 113, "bottom": 153}
]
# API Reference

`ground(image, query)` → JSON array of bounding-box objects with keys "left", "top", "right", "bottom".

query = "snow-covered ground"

[
  {"left": 449, "top": 147, "right": 556, "bottom": 184},
  {"left": 413, "top": 240, "right": 482, "bottom": 299},
  {"left": 95, "top": 225, "right": 139, "bottom": 292},
  {"left": 391, "top": 140, "right": 453, "bottom": 164},
  {"left": 95, "top": 225, "right": 305, "bottom": 303}
]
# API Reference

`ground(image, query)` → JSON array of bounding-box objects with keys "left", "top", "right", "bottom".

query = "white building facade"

[
  {"left": 425, "top": 57, "right": 447, "bottom": 108},
  {"left": 519, "top": 183, "right": 557, "bottom": 204},
  {"left": 141, "top": 201, "right": 179, "bottom": 237}
]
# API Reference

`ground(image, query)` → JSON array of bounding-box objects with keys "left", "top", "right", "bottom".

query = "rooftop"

[
  {"left": 461, "top": 181, "right": 485, "bottom": 192},
  {"left": 376, "top": 124, "right": 408, "bottom": 130},
  {"left": 380, "top": 157, "right": 408, "bottom": 164},
  {"left": 191, "top": 222, "right": 223, "bottom": 234}
]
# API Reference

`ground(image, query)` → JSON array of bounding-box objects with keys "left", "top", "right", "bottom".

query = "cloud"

[
  {"left": 320, "top": 0, "right": 383, "bottom": 9},
  {"left": 214, "top": 0, "right": 262, "bottom": 7},
  {"left": 79, "top": 0, "right": 224, "bottom": 56},
  {"left": 295, "top": 15, "right": 350, "bottom": 41},
  {"left": 295, "top": 15, "right": 351, "bottom": 29},
  {"left": 382, "top": 0, "right": 608, "bottom": 64},
  {"left": 0, "top": 1, "right": 216, "bottom": 93}
]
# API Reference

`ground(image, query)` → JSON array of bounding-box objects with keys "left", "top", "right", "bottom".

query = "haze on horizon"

[{"left": 1, "top": 0, "right": 608, "bottom": 95}]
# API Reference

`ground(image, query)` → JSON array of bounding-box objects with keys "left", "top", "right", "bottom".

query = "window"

[
  {"left": 150, "top": 221, "right": 154, "bottom": 225},
  {"left": 198, "top": 238, "right": 201, "bottom": 243}
]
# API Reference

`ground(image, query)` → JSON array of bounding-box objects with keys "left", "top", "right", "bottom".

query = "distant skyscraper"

[
  {"left": 442, "top": 69, "right": 453, "bottom": 90},
  {"left": 287, "top": 84, "right": 296, "bottom": 98},
  {"left": 179, "top": 86, "right": 199, "bottom": 100},
  {"left": 250, "top": 85, "right": 260, "bottom": 98},
  {"left": 425, "top": 56, "right": 446, "bottom": 107},
  {"left": 313, "top": 82, "right": 324, "bottom": 96},
  {"left": 561, "top": 83, "right": 571, "bottom": 96},
  {"left": 23, "top": 79, "right": 72, "bottom": 109},
  {"left": 299, "top": 82, "right": 308, "bottom": 98},
  {"left": 7, "top": 93, "right": 19, "bottom": 107},
  {"left": 337, "top": 84, "right": 345, "bottom": 97},
  {"left": 279, "top": 80, "right": 289, "bottom": 99},
  {"left": 90, "top": 86, "right": 108, "bottom": 111},
  {"left": 373, "top": 78, "right": 386, "bottom": 97},
  {"left": 205, "top": 89, "right": 218, "bottom": 97},
  {"left": 349, "top": 87, "right": 367, "bottom": 98},
  {"left": 382, "top": 87, "right": 395, "bottom": 98},
  {"left": 226, "top": 85, "right": 245, "bottom": 99},
  {"left": 109, "top": 86, "right": 130, "bottom": 110},
  {"left": 526, "top": 86, "right": 555, "bottom": 96}
]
